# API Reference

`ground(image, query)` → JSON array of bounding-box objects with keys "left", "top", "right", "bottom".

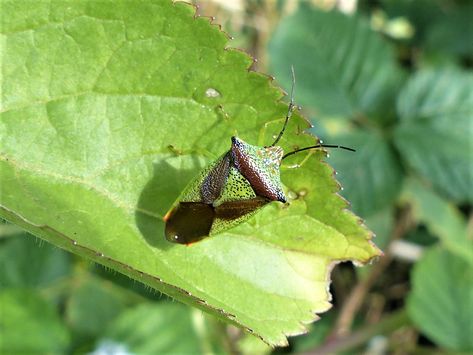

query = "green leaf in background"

[
  {"left": 401, "top": 179, "right": 473, "bottom": 266},
  {"left": 0, "top": 233, "right": 71, "bottom": 289},
  {"left": 66, "top": 277, "right": 129, "bottom": 338},
  {"left": 394, "top": 67, "right": 473, "bottom": 203},
  {"left": 96, "top": 303, "right": 225, "bottom": 354},
  {"left": 268, "top": 4, "right": 404, "bottom": 122},
  {"left": 326, "top": 130, "right": 403, "bottom": 217},
  {"left": 0, "top": 289, "right": 70, "bottom": 353},
  {"left": 290, "top": 312, "right": 334, "bottom": 352},
  {"left": 407, "top": 247, "right": 473, "bottom": 351},
  {"left": 424, "top": 4, "right": 473, "bottom": 59},
  {"left": 0, "top": 0, "right": 380, "bottom": 344}
]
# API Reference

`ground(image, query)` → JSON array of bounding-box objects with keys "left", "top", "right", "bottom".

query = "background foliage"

[{"left": 1, "top": 0, "right": 472, "bottom": 354}]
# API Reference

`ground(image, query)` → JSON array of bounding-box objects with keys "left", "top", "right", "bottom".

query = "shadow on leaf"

[{"left": 135, "top": 155, "right": 206, "bottom": 250}]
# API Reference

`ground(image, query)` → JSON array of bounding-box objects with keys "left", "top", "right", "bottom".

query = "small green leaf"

[
  {"left": 401, "top": 179, "right": 473, "bottom": 265},
  {"left": 424, "top": 4, "right": 473, "bottom": 58},
  {"left": 0, "top": 289, "right": 70, "bottom": 353},
  {"left": 407, "top": 247, "right": 473, "bottom": 351},
  {"left": 291, "top": 313, "right": 334, "bottom": 352},
  {"left": 98, "top": 303, "right": 224, "bottom": 354},
  {"left": 363, "top": 207, "right": 394, "bottom": 251},
  {"left": 0, "top": 0, "right": 380, "bottom": 345},
  {"left": 383, "top": 0, "right": 473, "bottom": 59},
  {"left": 0, "top": 233, "right": 71, "bottom": 290},
  {"left": 268, "top": 5, "right": 404, "bottom": 122},
  {"left": 381, "top": 0, "right": 445, "bottom": 43},
  {"left": 238, "top": 334, "right": 272, "bottom": 355},
  {"left": 66, "top": 277, "right": 128, "bottom": 337},
  {"left": 394, "top": 67, "right": 473, "bottom": 203}
]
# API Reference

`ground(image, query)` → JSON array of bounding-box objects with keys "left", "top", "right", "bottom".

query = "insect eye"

[{"left": 173, "top": 234, "right": 187, "bottom": 243}]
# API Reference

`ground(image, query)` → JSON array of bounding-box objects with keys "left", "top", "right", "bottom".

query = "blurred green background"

[{"left": 1, "top": 0, "right": 472, "bottom": 354}]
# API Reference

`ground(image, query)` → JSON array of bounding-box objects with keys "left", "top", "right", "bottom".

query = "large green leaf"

[
  {"left": 268, "top": 4, "right": 404, "bottom": 123},
  {"left": 408, "top": 247, "right": 473, "bottom": 351},
  {"left": 0, "top": 0, "right": 380, "bottom": 345},
  {"left": 394, "top": 67, "right": 473, "bottom": 203}
]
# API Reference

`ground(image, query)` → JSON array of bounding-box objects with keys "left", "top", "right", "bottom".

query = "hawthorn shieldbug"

[{"left": 164, "top": 68, "right": 354, "bottom": 244}]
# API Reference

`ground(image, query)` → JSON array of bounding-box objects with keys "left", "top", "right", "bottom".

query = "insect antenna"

[
  {"left": 271, "top": 65, "right": 296, "bottom": 147},
  {"left": 282, "top": 144, "right": 355, "bottom": 160},
  {"left": 271, "top": 67, "right": 355, "bottom": 158}
]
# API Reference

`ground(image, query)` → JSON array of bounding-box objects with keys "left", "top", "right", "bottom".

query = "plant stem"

[{"left": 331, "top": 206, "right": 414, "bottom": 337}]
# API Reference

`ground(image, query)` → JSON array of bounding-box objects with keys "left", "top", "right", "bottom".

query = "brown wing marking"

[
  {"left": 165, "top": 202, "right": 215, "bottom": 244},
  {"left": 215, "top": 197, "right": 269, "bottom": 221}
]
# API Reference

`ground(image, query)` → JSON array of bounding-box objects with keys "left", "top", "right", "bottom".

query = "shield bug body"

[
  {"left": 164, "top": 137, "right": 287, "bottom": 244},
  {"left": 164, "top": 69, "right": 354, "bottom": 244}
]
